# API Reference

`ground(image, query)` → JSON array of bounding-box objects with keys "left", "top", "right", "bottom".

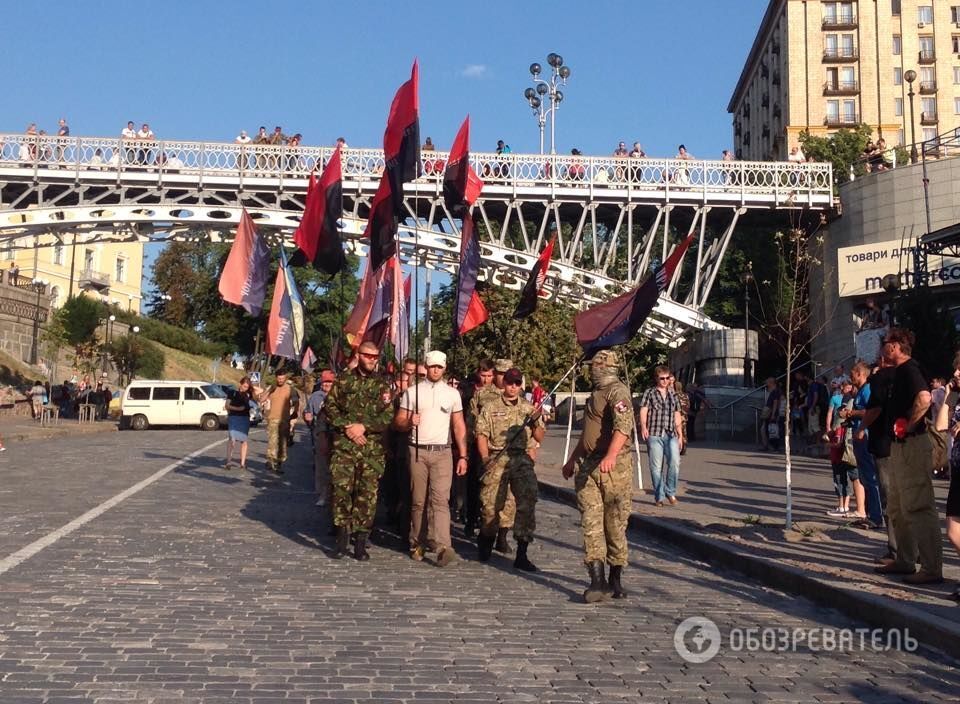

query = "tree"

[
  {"left": 44, "top": 295, "right": 104, "bottom": 377},
  {"left": 799, "top": 123, "right": 873, "bottom": 186},
  {"left": 106, "top": 334, "right": 165, "bottom": 385}
]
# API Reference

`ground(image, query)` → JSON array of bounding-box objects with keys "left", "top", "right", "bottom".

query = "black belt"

[{"left": 410, "top": 443, "right": 450, "bottom": 452}]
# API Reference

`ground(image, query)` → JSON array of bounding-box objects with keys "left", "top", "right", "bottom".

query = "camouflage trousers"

[
  {"left": 331, "top": 435, "right": 386, "bottom": 531},
  {"left": 479, "top": 454, "right": 537, "bottom": 543},
  {"left": 266, "top": 419, "right": 289, "bottom": 465},
  {"left": 575, "top": 452, "right": 633, "bottom": 566}
]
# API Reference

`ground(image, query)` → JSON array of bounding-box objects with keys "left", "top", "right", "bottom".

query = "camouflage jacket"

[
  {"left": 475, "top": 394, "right": 544, "bottom": 453},
  {"left": 324, "top": 368, "right": 394, "bottom": 435},
  {"left": 467, "top": 384, "right": 502, "bottom": 436}
]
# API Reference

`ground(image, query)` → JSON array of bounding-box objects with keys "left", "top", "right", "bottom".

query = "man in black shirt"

[{"left": 875, "top": 328, "right": 943, "bottom": 584}]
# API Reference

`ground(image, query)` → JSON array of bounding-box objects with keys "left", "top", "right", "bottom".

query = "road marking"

[{"left": 0, "top": 436, "right": 228, "bottom": 577}]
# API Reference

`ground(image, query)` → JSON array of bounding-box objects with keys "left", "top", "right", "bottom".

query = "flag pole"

[
  {"left": 624, "top": 356, "right": 644, "bottom": 492},
  {"left": 562, "top": 354, "right": 577, "bottom": 461}
]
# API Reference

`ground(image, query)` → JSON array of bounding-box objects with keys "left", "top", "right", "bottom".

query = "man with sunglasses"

[
  {"left": 475, "top": 367, "right": 544, "bottom": 571},
  {"left": 638, "top": 365, "right": 684, "bottom": 507},
  {"left": 324, "top": 341, "right": 395, "bottom": 561}
]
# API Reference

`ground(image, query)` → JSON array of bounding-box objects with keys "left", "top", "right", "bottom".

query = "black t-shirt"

[
  {"left": 887, "top": 358, "right": 929, "bottom": 435},
  {"left": 227, "top": 389, "right": 252, "bottom": 417},
  {"left": 865, "top": 367, "right": 895, "bottom": 458}
]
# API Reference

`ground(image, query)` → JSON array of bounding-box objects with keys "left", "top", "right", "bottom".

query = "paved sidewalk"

[
  {"left": 0, "top": 414, "right": 118, "bottom": 443},
  {"left": 535, "top": 425, "right": 960, "bottom": 654}
]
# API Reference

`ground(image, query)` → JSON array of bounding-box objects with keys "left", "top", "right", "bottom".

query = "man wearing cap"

[
  {"left": 304, "top": 370, "right": 336, "bottom": 508},
  {"left": 562, "top": 350, "right": 634, "bottom": 602},
  {"left": 468, "top": 358, "right": 517, "bottom": 553},
  {"left": 462, "top": 358, "right": 496, "bottom": 538},
  {"left": 475, "top": 367, "right": 545, "bottom": 571},
  {"left": 323, "top": 341, "right": 395, "bottom": 560},
  {"left": 393, "top": 350, "right": 468, "bottom": 566},
  {"left": 259, "top": 367, "right": 295, "bottom": 474}
]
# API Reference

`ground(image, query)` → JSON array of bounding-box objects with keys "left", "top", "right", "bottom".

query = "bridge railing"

[{"left": 0, "top": 134, "right": 833, "bottom": 202}]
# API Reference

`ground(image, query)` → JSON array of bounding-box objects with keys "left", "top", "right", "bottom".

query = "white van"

[{"left": 120, "top": 380, "right": 228, "bottom": 431}]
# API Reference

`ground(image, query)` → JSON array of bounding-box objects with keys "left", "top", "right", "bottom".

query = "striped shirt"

[{"left": 639, "top": 387, "right": 680, "bottom": 437}]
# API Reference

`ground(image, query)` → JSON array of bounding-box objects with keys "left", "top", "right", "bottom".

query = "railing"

[
  {"left": 824, "top": 114, "right": 859, "bottom": 127},
  {"left": 78, "top": 269, "right": 110, "bottom": 288},
  {"left": 823, "top": 80, "right": 859, "bottom": 95},
  {"left": 823, "top": 47, "right": 859, "bottom": 61},
  {"left": 919, "top": 80, "right": 938, "bottom": 93},
  {"left": 921, "top": 111, "right": 939, "bottom": 125},
  {"left": 0, "top": 133, "right": 834, "bottom": 202},
  {"left": 920, "top": 126, "right": 960, "bottom": 160},
  {"left": 919, "top": 49, "right": 936, "bottom": 63},
  {"left": 822, "top": 14, "right": 857, "bottom": 28}
]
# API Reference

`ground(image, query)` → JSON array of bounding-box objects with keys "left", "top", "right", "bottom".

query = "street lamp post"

[
  {"left": 904, "top": 69, "right": 918, "bottom": 164},
  {"left": 741, "top": 262, "right": 754, "bottom": 387},
  {"left": 29, "top": 278, "right": 47, "bottom": 365},
  {"left": 129, "top": 325, "right": 140, "bottom": 383},
  {"left": 523, "top": 53, "right": 571, "bottom": 155}
]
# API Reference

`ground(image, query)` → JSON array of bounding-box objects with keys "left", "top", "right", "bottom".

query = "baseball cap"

[
  {"left": 425, "top": 350, "right": 447, "bottom": 368},
  {"left": 320, "top": 370, "right": 336, "bottom": 383},
  {"left": 495, "top": 359, "right": 514, "bottom": 373},
  {"left": 503, "top": 368, "right": 523, "bottom": 385}
]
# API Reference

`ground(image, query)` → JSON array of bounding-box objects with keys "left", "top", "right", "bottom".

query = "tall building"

[
  {"left": 729, "top": 0, "right": 960, "bottom": 160},
  {"left": 1, "top": 235, "right": 145, "bottom": 312}
]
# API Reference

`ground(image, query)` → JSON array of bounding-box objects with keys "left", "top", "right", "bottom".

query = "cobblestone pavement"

[{"left": 1, "top": 429, "right": 959, "bottom": 703}]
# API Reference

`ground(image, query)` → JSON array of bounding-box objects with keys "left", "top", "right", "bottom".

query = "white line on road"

[{"left": 0, "top": 436, "right": 228, "bottom": 577}]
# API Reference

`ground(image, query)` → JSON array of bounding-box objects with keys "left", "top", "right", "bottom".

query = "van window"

[
  {"left": 184, "top": 387, "right": 206, "bottom": 401},
  {"left": 202, "top": 384, "right": 227, "bottom": 398},
  {"left": 152, "top": 387, "right": 180, "bottom": 401},
  {"left": 128, "top": 387, "right": 150, "bottom": 401}
]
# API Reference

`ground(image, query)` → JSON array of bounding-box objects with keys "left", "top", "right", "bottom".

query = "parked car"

[
  {"left": 211, "top": 382, "right": 262, "bottom": 426},
  {"left": 120, "top": 380, "right": 228, "bottom": 431}
]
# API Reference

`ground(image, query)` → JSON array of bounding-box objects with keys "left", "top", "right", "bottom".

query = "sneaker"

[{"left": 826, "top": 508, "right": 847, "bottom": 517}]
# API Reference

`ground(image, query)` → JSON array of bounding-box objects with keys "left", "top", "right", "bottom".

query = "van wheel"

[
  {"left": 131, "top": 414, "right": 149, "bottom": 431},
  {"left": 201, "top": 414, "right": 220, "bottom": 431}
]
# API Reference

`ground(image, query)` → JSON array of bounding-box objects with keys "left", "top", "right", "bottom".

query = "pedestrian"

[
  {"left": 686, "top": 381, "right": 709, "bottom": 442},
  {"left": 842, "top": 362, "right": 883, "bottom": 528},
  {"left": 303, "top": 370, "right": 336, "bottom": 507},
  {"left": 225, "top": 377, "right": 254, "bottom": 470},
  {"left": 561, "top": 350, "right": 634, "bottom": 602},
  {"left": 638, "top": 366, "right": 684, "bottom": 506},
  {"left": 760, "top": 377, "right": 783, "bottom": 451},
  {"left": 862, "top": 358, "right": 899, "bottom": 567},
  {"left": 381, "top": 369, "right": 412, "bottom": 539},
  {"left": 259, "top": 367, "right": 295, "bottom": 474},
  {"left": 393, "top": 350, "right": 468, "bottom": 566},
  {"left": 29, "top": 379, "right": 45, "bottom": 419},
  {"left": 874, "top": 328, "right": 943, "bottom": 585},
  {"left": 475, "top": 367, "right": 544, "bottom": 571},
  {"left": 323, "top": 341, "right": 395, "bottom": 561},
  {"left": 463, "top": 358, "right": 497, "bottom": 538},
  {"left": 673, "top": 378, "right": 690, "bottom": 455}
]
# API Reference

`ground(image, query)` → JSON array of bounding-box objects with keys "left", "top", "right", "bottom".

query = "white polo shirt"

[{"left": 400, "top": 380, "right": 463, "bottom": 445}]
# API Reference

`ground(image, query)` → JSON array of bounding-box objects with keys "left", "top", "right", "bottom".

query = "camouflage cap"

[
  {"left": 494, "top": 359, "right": 514, "bottom": 373},
  {"left": 590, "top": 349, "right": 621, "bottom": 369}
]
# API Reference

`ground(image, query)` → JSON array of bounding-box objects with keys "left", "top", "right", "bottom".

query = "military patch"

[{"left": 614, "top": 400, "right": 629, "bottom": 414}]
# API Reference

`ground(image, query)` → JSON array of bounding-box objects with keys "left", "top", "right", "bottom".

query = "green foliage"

[
  {"left": 799, "top": 123, "right": 873, "bottom": 188},
  {"left": 892, "top": 287, "right": 959, "bottom": 374},
  {"left": 110, "top": 309, "right": 224, "bottom": 358},
  {"left": 56, "top": 295, "right": 102, "bottom": 347},
  {"left": 106, "top": 334, "right": 165, "bottom": 384}
]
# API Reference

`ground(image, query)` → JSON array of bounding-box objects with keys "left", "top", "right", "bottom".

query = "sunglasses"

[
  {"left": 359, "top": 353, "right": 378, "bottom": 359},
  {"left": 658, "top": 376, "right": 671, "bottom": 381},
  {"left": 504, "top": 381, "right": 523, "bottom": 387}
]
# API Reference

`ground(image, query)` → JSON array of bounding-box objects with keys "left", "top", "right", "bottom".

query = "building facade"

[
  {"left": 0, "top": 235, "right": 144, "bottom": 313},
  {"left": 730, "top": 0, "right": 960, "bottom": 160}
]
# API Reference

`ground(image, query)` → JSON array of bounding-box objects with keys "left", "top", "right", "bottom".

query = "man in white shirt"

[
  {"left": 393, "top": 350, "right": 467, "bottom": 566},
  {"left": 121, "top": 121, "right": 137, "bottom": 165}
]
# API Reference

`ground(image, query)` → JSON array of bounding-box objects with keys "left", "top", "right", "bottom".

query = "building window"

[
  {"left": 895, "top": 67, "right": 903, "bottom": 85},
  {"left": 50, "top": 286, "right": 61, "bottom": 309},
  {"left": 115, "top": 257, "right": 127, "bottom": 283},
  {"left": 892, "top": 0, "right": 901, "bottom": 15},
  {"left": 952, "top": 6, "right": 960, "bottom": 23},
  {"left": 842, "top": 99, "right": 857, "bottom": 121},
  {"left": 895, "top": 97, "right": 904, "bottom": 116},
  {"left": 918, "top": 6, "right": 933, "bottom": 24},
  {"left": 923, "top": 127, "right": 937, "bottom": 141},
  {"left": 955, "top": 97, "right": 960, "bottom": 114},
  {"left": 53, "top": 243, "right": 64, "bottom": 266},
  {"left": 898, "top": 129, "right": 905, "bottom": 145},
  {"left": 919, "top": 36, "right": 935, "bottom": 54},
  {"left": 1, "top": 247, "right": 11, "bottom": 260},
  {"left": 953, "top": 35, "right": 960, "bottom": 53},
  {"left": 83, "top": 248, "right": 94, "bottom": 272},
  {"left": 954, "top": 67, "right": 960, "bottom": 84},
  {"left": 893, "top": 35, "right": 901, "bottom": 55}
]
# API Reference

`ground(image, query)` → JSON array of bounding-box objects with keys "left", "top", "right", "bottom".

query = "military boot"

[
  {"left": 332, "top": 526, "right": 349, "bottom": 559},
  {"left": 494, "top": 527, "right": 513, "bottom": 555},
  {"left": 584, "top": 561, "right": 612, "bottom": 603},
  {"left": 353, "top": 532, "right": 370, "bottom": 561},
  {"left": 477, "top": 533, "right": 495, "bottom": 562},
  {"left": 608, "top": 565, "right": 627, "bottom": 599},
  {"left": 513, "top": 540, "right": 538, "bottom": 572}
]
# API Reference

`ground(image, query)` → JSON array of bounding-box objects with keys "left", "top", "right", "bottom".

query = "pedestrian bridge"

[{"left": 0, "top": 133, "right": 833, "bottom": 346}]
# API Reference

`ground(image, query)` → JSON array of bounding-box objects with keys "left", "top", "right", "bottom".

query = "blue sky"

[{"left": 5, "top": 0, "right": 767, "bottom": 159}]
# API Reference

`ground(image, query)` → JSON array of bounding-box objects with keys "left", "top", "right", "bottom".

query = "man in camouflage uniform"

[
  {"left": 468, "top": 358, "right": 516, "bottom": 552},
  {"left": 260, "top": 367, "right": 295, "bottom": 474},
  {"left": 562, "top": 350, "right": 634, "bottom": 602},
  {"left": 475, "top": 367, "right": 545, "bottom": 571},
  {"left": 462, "top": 358, "right": 495, "bottom": 538},
  {"left": 323, "top": 341, "right": 395, "bottom": 561}
]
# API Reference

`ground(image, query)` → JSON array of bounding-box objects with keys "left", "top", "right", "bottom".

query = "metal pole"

[
  {"left": 562, "top": 361, "right": 576, "bottom": 460},
  {"left": 424, "top": 266, "right": 432, "bottom": 353},
  {"left": 539, "top": 114, "right": 545, "bottom": 156},
  {"left": 907, "top": 83, "right": 918, "bottom": 164},
  {"left": 549, "top": 100, "right": 557, "bottom": 155}
]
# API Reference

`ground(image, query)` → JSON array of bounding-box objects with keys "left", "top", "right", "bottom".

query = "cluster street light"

[
  {"left": 100, "top": 314, "right": 117, "bottom": 376},
  {"left": 29, "top": 278, "right": 48, "bottom": 365},
  {"left": 523, "top": 53, "right": 571, "bottom": 155},
  {"left": 741, "top": 262, "right": 754, "bottom": 387},
  {"left": 904, "top": 69, "right": 918, "bottom": 164}
]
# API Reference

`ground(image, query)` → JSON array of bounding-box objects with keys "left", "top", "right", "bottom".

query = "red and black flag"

[
  {"left": 574, "top": 232, "right": 696, "bottom": 355},
  {"left": 452, "top": 215, "right": 488, "bottom": 337},
  {"left": 443, "top": 116, "right": 483, "bottom": 215},
  {"left": 290, "top": 146, "right": 345, "bottom": 276},
  {"left": 364, "top": 173, "right": 398, "bottom": 272},
  {"left": 383, "top": 60, "right": 421, "bottom": 216},
  {"left": 513, "top": 235, "right": 556, "bottom": 319}
]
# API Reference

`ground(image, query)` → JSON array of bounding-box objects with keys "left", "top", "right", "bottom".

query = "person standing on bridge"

[
  {"left": 562, "top": 350, "right": 634, "bottom": 602},
  {"left": 323, "top": 341, "right": 394, "bottom": 561}
]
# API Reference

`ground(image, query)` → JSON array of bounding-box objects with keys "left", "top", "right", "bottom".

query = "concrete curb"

[
  {"left": 3, "top": 422, "right": 118, "bottom": 443},
  {"left": 538, "top": 479, "right": 960, "bottom": 657}
]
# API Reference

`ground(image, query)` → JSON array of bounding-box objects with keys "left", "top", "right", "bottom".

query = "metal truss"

[{"left": 0, "top": 134, "right": 834, "bottom": 347}]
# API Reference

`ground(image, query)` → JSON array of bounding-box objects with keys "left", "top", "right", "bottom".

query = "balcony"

[
  {"left": 823, "top": 47, "right": 859, "bottom": 62},
  {"left": 919, "top": 80, "right": 938, "bottom": 94},
  {"left": 918, "top": 49, "right": 936, "bottom": 64},
  {"left": 78, "top": 269, "right": 111, "bottom": 292},
  {"left": 824, "top": 113, "right": 859, "bottom": 127},
  {"left": 823, "top": 80, "right": 860, "bottom": 95},
  {"left": 822, "top": 14, "right": 858, "bottom": 29},
  {"left": 921, "top": 111, "right": 939, "bottom": 125}
]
